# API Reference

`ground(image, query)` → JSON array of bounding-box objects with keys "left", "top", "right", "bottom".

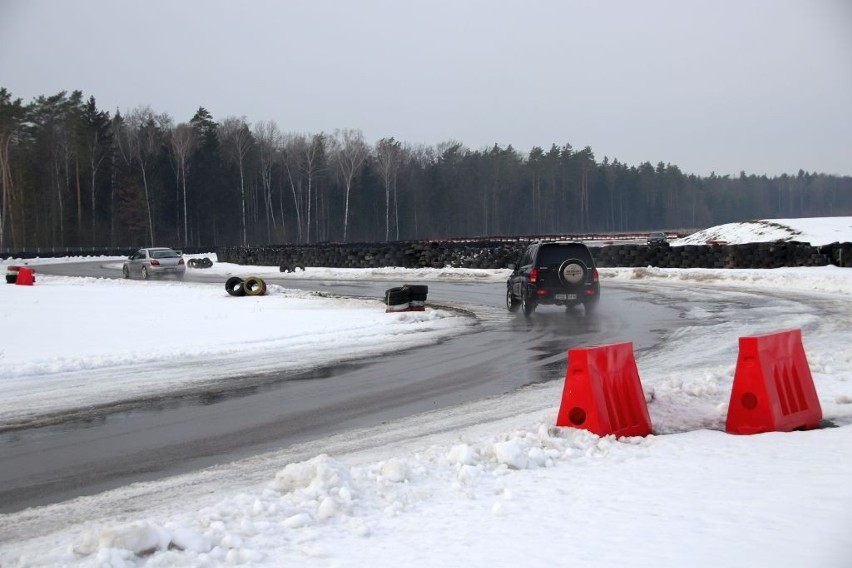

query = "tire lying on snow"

[
  {"left": 244, "top": 276, "right": 267, "bottom": 296},
  {"left": 225, "top": 276, "right": 246, "bottom": 297}
]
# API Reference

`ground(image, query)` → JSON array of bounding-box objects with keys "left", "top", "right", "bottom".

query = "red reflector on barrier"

[
  {"left": 556, "top": 342, "right": 652, "bottom": 438},
  {"left": 725, "top": 329, "right": 822, "bottom": 435}
]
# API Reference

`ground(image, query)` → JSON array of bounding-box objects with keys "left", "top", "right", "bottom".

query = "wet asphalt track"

[{"left": 1, "top": 262, "right": 684, "bottom": 513}]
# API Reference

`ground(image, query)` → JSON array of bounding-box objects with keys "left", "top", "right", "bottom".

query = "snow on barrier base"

[
  {"left": 725, "top": 329, "right": 822, "bottom": 435},
  {"left": 556, "top": 342, "right": 652, "bottom": 438}
]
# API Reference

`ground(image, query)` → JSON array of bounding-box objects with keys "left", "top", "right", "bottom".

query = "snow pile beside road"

[{"left": 672, "top": 216, "right": 852, "bottom": 246}]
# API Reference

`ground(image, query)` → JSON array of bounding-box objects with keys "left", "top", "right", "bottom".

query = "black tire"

[
  {"left": 187, "top": 258, "right": 197, "bottom": 268},
  {"left": 385, "top": 286, "right": 410, "bottom": 305},
  {"left": 279, "top": 264, "right": 292, "bottom": 273},
  {"left": 122, "top": 265, "right": 130, "bottom": 279},
  {"left": 201, "top": 257, "right": 213, "bottom": 268},
  {"left": 141, "top": 266, "right": 149, "bottom": 280},
  {"left": 225, "top": 276, "right": 246, "bottom": 297},
  {"left": 244, "top": 276, "right": 267, "bottom": 296},
  {"left": 522, "top": 293, "right": 536, "bottom": 316},
  {"left": 558, "top": 259, "right": 586, "bottom": 285},
  {"left": 5, "top": 273, "right": 16, "bottom": 284},
  {"left": 506, "top": 287, "right": 520, "bottom": 312},
  {"left": 403, "top": 284, "right": 428, "bottom": 301}
]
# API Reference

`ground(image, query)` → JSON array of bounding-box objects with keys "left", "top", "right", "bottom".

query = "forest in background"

[{"left": 2, "top": 88, "right": 851, "bottom": 251}]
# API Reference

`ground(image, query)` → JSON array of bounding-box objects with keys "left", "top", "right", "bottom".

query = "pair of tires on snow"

[
  {"left": 226, "top": 276, "right": 267, "bottom": 297},
  {"left": 187, "top": 257, "right": 213, "bottom": 269},
  {"left": 385, "top": 284, "right": 428, "bottom": 312}
]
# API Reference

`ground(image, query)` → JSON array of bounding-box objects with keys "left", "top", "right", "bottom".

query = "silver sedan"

[{"left": 122, "top": 247, "right": 186, "bottom": 279}]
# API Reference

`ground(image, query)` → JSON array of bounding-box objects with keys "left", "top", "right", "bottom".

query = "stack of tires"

[
  {"left": 225, "top": 276, "right": 267, "bottom": 297},
  {"left": 188, "top": 257, "right": 214, "bottom": 269},
  {"left": 384, "top": 284, "right": 428, "bottom": 312}
]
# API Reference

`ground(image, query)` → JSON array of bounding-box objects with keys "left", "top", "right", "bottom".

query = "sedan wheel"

[
  {"left": 141, "top": 266, "right": 149, "bottom": 280},
  {"left": 122, "top": 265, "right": 130, "bottom": 279}
]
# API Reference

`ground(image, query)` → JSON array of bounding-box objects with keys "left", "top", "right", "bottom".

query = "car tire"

[
  {"left": 558, "top": 259, "right": 586, "bottom": 285},
  {"left": 122, "top": 265, "right": 130, "bottom": 279},
  {"left": 506, "top": 287, "right": 520, "bottom": 312},
  {"left": 244, "top": 276, "right": 267, "bottom": 296},
  {"left": 187, "top": 258, "right": 197, "bottom": 269},
  {"left": 522, "top": 293, "right": 536, "bottom": 316},
  {"left": 141, "top": 266, "right": 149, "bottom": 280},
  {"left": 225, "top": 276, "right": 246, "bottom": 297}
]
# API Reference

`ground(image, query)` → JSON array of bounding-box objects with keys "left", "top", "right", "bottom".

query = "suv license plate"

[{"left": 555, "top": 293, "right": 576, "bottom": 301}]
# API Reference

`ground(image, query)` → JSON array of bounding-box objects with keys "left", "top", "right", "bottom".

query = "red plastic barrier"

[
  {"left": 725, "top": 329, "right": 822, "bottom": 435},
  {"left": 15, "top": 267, "right": 34, "bottom": 286},
  {"left": 556, "top": 342, "right": 652, "bottom": 438}
]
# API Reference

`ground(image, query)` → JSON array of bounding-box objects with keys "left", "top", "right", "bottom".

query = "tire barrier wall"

[
  {"left": 556, "top": 342, "right": 653, "bottom": 438},
  {"left": 217, "top": 240, "right": 852, "bottom": 270},
  {"left": 725, "top": 329, "right": 822, "bottom": 435}
]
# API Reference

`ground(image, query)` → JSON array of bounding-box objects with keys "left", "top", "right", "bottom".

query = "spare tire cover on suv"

[{"left": 558, "top": 259, "right": 586, "bottom": 285}]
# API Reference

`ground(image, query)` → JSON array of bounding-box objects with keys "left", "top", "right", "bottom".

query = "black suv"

[{"left": 506, "top": 241, "right": 600, "bottom": 316}]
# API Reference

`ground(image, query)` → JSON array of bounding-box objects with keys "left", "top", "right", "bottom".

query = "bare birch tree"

[
  {"left": 120, "top": 106, "right": 167, "bottom": 246},
  {"left": 168, "top": 123, "right": 197, "bottom": 246},
  {"left": 375, "top": 137, "right": 402, "bottom": 241},
  {"left": 220, "top": 116, "right": 253, "bottom": 245},
  {"left": 254, "top": 120, "right": 282, "bottom": 242},
  {"left": 331, "top": 128, "right": 368, "bottom": 241},
  {"left": 281, "top": 134, "right": 307, "bottom": 242}
]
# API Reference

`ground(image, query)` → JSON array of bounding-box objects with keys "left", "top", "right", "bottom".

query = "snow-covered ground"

[{"left": 1, "top": 217, "right": 851, "bottom": 567}]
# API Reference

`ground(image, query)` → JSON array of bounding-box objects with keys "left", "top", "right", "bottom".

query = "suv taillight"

[
  {"left": 529, "top": 268, "right": 538, "bottom": 283},
  {"left": 591, "top": 268, "right": 599, "bottom": 282}
]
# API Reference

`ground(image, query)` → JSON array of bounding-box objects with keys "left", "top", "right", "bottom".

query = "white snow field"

[{"left": 1, "top": 217, "right": 851, "bottom": 567}]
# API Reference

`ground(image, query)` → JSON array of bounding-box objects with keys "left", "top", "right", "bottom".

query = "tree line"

[{"left": 2, "top": 88, "right": 850, "bottom": 251}]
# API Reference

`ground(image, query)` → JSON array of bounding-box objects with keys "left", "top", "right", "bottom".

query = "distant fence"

[{"left": 217, "top": 240, "right": 852, "bottom": 270}]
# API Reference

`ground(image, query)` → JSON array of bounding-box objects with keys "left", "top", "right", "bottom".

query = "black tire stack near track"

[
  {"left": 188, "top": 257, "right": 214, "bottom": 269},
  {"left": 385, "top": 284, "right": 429, "bottom": 312},
  {"left": 404, "top": 284, "right": 429, "bottom": 311},
  {"left": 385, "top": 287, "right": 410, "bottom": 312}
]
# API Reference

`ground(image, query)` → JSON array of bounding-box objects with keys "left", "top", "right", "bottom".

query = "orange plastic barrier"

[
  {"left": 15, "top": 267, "right": 34, "bottom": 286},
  {"left": 725, "top": 329, "right": 822, "bottom": 435},
  {"left": 556, "top": 342, "right": 652, "bottom": 438}
]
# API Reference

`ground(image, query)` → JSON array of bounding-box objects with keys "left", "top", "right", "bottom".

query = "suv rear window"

[{"left": 537, "top": 243, "right": 594, "bottom": 267}]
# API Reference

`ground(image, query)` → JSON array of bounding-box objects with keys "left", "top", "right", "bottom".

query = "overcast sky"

[{"left": 2, "top": 0, "right": 850, "bottom": 177}]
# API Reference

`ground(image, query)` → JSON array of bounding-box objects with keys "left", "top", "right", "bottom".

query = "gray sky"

[{"left": 2, "top": 0, "right": 851, "bottom": 176}]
